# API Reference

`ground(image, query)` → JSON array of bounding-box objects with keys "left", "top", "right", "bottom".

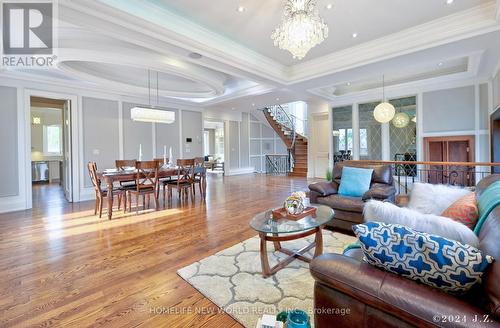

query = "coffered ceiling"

[
  {"left": 2, "top": 0, "right": 500, "bottom": 111},
  {"left": 157, "top": 0, "right": 488, "bottom": 65}
]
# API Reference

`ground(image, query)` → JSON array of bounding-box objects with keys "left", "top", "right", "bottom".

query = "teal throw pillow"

[
  {"left": 474, "top": 181, "right": 500, "bottom": 235},
  {"left": 338, "top": 167, "right": 373, "bottom": 197}
]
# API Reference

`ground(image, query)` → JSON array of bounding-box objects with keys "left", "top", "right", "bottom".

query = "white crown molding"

[
  {"left": 61, "top": 0, "right": 288, "bottom": 84},
  {"left": 197, "top": 84, "right": 277, "bottom": 107},
  {"left": 496, "top": 0, "right": 500, "bottom": 21},
  {"left": 308, "top": 51, "right": 484, "bottom": 101},
  {"left": 288, "top": 2, "right": 500, "bottom": 83},
  {"left": 324, "top": 74, "right": 488, "bottom": 108}
]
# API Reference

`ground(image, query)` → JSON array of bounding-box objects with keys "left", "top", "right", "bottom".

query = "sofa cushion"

[
  {"left": 308, "top": 181, "right": 338, "bottom": 197},
  {"left": 333, "top": 162, "right": 393, "bottom": 185},
  {"left": 407, "top": 183, "right": 471, "bottom": 215},
  {"left": 316, "top": 194, "right": 364, "bottom": 213},
  {"left": 364, "top": 200, "right": 480, "bottom": 247},
  {"left": 475, "top": 181, "right": 500, "bottom": 235},
  {"left": 338, "top": 167, "right": 374, "bottom": 197},
  {"left": 353, "top": 222, "right": 494, "bottom": 293},
  {"left": 441, "top": 193, "right": 479, "bottom": 229}
]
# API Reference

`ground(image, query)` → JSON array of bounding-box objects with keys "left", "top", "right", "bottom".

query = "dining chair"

[
  {"left": 115, "top": 159, "right": 137, "bottom": 188},
  {"left": 163, "top": 158, "right": 195, "bottom": 205},
  {"left": 128, "top": 160, "right": 160, "bottom": 214},
  {"left": 193, "top": 157, "right": 206, "bottom": 199},
  {"left": 87, "top": 162, "right": 126, "bottom": 218}
]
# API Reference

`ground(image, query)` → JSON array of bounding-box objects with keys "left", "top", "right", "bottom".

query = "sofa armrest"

[
  {"left": 309, "top": 182, "right": 338, "bottom": 197},
  {"left": 362, "top": 183, "right": 396, "bottom": 201},
  {"left": 310, "top": 254, "right": 493, "bottom": 328}
]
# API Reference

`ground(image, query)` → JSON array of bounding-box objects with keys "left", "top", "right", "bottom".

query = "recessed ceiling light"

[
  {"left": 325, "top": 3, "right": 333, "bottom": 10},
  {"left": 352, "top": 33, "right": 358, "bottom": 38},
  {"left": 438, "top": 62, "right": 444, "bottom": 67},
  {"left": 231, "top": 107, "right": 236, "bottom": 110},
  {"left": 346, "top": 82, "right": 351, "bottom": 86},
  {"left": 188, "top": 52, "right": 203, "bottom": 59},
  {"left": 276, "top": 98, "right": 280, "bottom": 101},
  {"left": 446, "top": 0, "right": 454, "bottom": 4},
  {"left": 252, "top": 103, "right": 255, "bottom": 106},
  {"left": 237, "top": 5, "right": 245, "bottom": 12}
]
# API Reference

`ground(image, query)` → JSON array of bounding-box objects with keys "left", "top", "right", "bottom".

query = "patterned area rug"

[{"left": 177, "top": 231, "right": 356, "bottom": 328}]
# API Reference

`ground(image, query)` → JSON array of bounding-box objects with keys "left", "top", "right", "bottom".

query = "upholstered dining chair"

[
  {"left": 127, "top": 160, "right": 160, "bottom": 214},
  {"left": 87, "top": 162, "right": 126, "bottom": 218},
  {"left": 193, "top": 157, "right": 206, "bottom": 199},
  {"left": 163, "top": 158, "right": 196, "bottom": 205}
]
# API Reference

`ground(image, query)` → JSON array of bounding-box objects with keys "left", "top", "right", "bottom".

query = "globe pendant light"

[
  {"left": 373, "top": 75, "right": 395, "bottom": 123},
  {"left": 392, "top": 112, "right": 410, "bottom": 128}
]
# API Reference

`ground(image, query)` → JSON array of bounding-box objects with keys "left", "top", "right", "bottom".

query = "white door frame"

[
  {"left": 311, "top": 112, "right": 330, "bottom": 178},
  {"left": 24, "top": 89, "right": 80, "bottom": 209}
]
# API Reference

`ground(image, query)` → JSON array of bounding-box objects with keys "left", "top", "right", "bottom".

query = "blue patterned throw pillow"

[{"left": 352, "top": 222, "right": 494, "bottom": 293}]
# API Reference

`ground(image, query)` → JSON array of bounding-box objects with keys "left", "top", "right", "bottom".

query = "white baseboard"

[
  {"left": 224, "top": 167, "right": 255, "bottom": 176},
  {"left": 0, "top": 195, "right": 26, "bottom": 214},
  {"left": 79, "top": 187, "right": 95, "bottom": 202}
]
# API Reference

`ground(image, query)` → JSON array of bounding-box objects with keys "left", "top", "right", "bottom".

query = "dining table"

[{"left": 98, "top": 167, "right": 179, "bottom": 220}]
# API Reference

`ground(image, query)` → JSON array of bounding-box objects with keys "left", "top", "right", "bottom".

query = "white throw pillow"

[
  {"left": 407, "top": 183, "right": 471, "bottom": 215},
  {"left": 363, "top": 200, "right": 479, "bottom": 248}
]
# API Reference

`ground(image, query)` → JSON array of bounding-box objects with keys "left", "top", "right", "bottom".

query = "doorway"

[
  {"left": 312, "top": 113, "right": 329, "bottom": 178},
  {"left": 30, "top": 96, "right": 73, "bottom": 208},
  {"left": 203, "top": 120, "right": 225, "bottom": 174},
  {"left": 424, "top": 135, "right": 475, "bottom": 186}
]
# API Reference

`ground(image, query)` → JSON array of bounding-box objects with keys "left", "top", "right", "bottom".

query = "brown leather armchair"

[
  {"left": 310, "top": 174, "right": 500, "bottom": 328},
  {"left": 309, "top": 162, "right": 396, "bottom": 231}
]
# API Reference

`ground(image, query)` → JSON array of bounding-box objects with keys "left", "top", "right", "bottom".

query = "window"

[
  {"left": 360, "top": 128, "right": 368, "bottom": 156},
  {"left": 43, "top": 125, "right": 62, "bottom": 155},
  {"left": 337, "top": 128, "right": 353, "bottom": 152}
]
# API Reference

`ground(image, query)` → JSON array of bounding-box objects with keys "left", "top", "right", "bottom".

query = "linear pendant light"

[{"left": 131, "top": 69, "right": 175, "bottom": 124}]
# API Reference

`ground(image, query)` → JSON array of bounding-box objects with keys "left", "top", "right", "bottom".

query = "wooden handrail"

[{"left": 344, "top": 160, "right": 500, "bottom": 167}]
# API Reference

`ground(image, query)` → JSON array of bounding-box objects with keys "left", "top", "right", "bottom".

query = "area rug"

[{"left": 177, "top": 231, "right": 357, "bottom": 328}]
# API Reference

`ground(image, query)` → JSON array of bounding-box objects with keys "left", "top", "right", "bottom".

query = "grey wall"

[
  {"left": 82, "top": 97, "right": 120, "bottom": 187},
  {"left": 479, "top": 83, "right": 489, "bottom": 130},
  {"left": 181, "top": 110, "right": 203, "bottom": 157},
  {"left": 240, "top": 113, "right": 250, "bottom": 167},
  {"left": 0, "top": 86, "right": 18, "bottom": 197},
  {"left": 228, "top": 121, "right": 240, "bottom": 170},
  {"left": 247, "top": 113, "right": 287, "bottom": 173},
  {"left": 494, "top": 70, "right": 500, "bottom": 110},
  {"left": 155, "top": 108, "right": 180, "bottom": 162},
  {"left": 122, "top": 102, "right": 153, "bottom": 160},
  {"left": 422, "top": 86, "right": 475, "bottom": 133}
]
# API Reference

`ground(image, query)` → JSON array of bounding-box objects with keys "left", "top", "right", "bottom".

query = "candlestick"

[
  {"left": 163, "top": 145, "right": 167, "bottom": 166},
  {"left": 139, "top": 144, "right": 143, "bottom": 161}
]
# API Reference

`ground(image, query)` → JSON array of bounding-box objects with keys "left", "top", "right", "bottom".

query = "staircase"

[{"left": 262, "top": 105, "right": 308, "bottom": 177}]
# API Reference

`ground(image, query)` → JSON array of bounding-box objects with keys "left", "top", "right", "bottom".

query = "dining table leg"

[{"left": 106, "top": 178, "right": 114, "bottom": 220}]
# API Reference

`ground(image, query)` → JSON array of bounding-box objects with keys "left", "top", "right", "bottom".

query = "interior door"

[
  {"left": 312, "top": 114, "right": 329, "bottom": 178},
  {"left": 62, "top": 100, "right": 73, "bottom": 202},
  {"left": 425, "top": 136, "right": 474, "bottom": 186}
]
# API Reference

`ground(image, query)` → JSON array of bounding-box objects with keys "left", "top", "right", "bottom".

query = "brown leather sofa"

[
  {"left": 310, "top": 174, "right": 500, "bottom": 328},
  {"left": 309, "top": 162, "right": 396, "bottom": 231}
]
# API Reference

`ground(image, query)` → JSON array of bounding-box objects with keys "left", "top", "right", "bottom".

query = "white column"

[
  {"left": 416, "top": 93, "right": 424, "bottom": 162},
  {"left": 381, "top": 123, "right": 390, "bottom": 160},
  {"left": 352, "top": 103, "right": 360, "bottom": 160}
]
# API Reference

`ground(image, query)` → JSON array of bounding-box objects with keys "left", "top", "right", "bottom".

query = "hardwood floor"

[{"left": 0, "top": 174, "right": 314, "bottom": 327}]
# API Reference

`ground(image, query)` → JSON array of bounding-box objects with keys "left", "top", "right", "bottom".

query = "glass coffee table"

[{"left": 249, "top": 205, "right": 334, "bottom": 278}]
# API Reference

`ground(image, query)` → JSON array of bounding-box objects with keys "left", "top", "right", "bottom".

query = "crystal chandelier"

[{"left": 271, "top": 0, "right": 329, "bottom": 60}]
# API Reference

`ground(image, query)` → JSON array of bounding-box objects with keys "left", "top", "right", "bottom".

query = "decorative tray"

[{"left": 272, "top": 206, "right": 317, "bottom": 221}]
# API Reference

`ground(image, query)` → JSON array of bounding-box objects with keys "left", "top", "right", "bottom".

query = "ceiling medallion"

[{"left": 271, "top": 0, "right": 329, "bottom": 60}]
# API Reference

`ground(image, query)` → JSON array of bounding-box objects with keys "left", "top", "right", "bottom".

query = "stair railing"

[
  {"left": 265, "top": 154, "right": 290, "bottom": 175},
  {"left": 265, "top": 105, "right": 297, "bottom": 149}
]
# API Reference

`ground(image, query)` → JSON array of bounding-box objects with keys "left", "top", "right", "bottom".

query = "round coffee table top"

[{"left": 250, "top": 205, "right": 334, "bottom": 234}]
